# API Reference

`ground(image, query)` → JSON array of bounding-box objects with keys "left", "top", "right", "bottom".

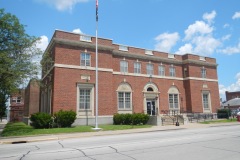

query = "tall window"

[
  {"left": 134, "top": 62, "right": 141, "bottom": 74},
  {"left": 201, "top": 67, "right": 206, "bottom": 78},
  {"left": 202, "top": 93, "right": 209, "bottom": 109},
  {"left": 79, "top": 89, "right": 91, "bottom": 109},
  {"left": 120, "top": 61, "right": 128, "bottom": 73},
  {"left": 118, "top": 92, "right": 131, "bottom": 109},
  {"left": 117, "top": 83, "right": 132, "bottom": 110},
  {"left": 80, "top": 53, "right": 90, "bottom": 66},
  {"left": 168, "top": 86, "right": 179, "bottom": 110},
  {"left": 169, "top": 94, "right": 179, "bottom": 109},
  {"left": 158, "top": 65, "right": 165, "bottom": 76},
  {"left": 169, "top": 65, "right": 176, "bottom": 77},
  {"left": 147, "top": 64, "right": 153, "bottom": 75}
]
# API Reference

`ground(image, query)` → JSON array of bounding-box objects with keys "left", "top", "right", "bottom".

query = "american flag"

[{"left": 96, "top": 0, "right": 98, "bottom": 21}]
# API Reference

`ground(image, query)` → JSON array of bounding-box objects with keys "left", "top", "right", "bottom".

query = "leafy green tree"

[{"left": 0, "top": 8, "right": 41, "bottom": 120}]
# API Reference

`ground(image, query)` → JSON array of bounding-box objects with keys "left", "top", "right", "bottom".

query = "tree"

[{"left": 0, "top": 9, "right": 41, "bottom": 120}]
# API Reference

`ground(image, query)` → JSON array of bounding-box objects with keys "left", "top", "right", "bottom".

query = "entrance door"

[{"left": 146, "top": 100, "right": 156, "bottom": 116}]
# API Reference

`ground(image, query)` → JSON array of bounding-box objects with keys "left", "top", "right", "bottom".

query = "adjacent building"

[
  {"left": 40, "top": 30, "right": 220, "bottom": 125},
  {"left": 23, "top": 79, "right": 40, "bottom": 124},
  {"left": 225, "top": 91, "right": 240, "bottom": 101},
  {"left": 9, "top": 89, "right": 25, "bottom": 122}
]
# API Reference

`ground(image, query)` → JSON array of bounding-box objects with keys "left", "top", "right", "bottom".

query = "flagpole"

[{"left": 93, "top": 0, "right": 100, "bottom": 130}]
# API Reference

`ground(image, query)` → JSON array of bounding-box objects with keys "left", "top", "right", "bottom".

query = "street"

[{"left": 0, "top": 124, "right": 240, "bottom": 160}]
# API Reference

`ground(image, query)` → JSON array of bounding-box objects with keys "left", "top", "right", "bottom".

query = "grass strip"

[
  {"left": 199, "top": 118, "right": 237, "bottom": 124},
  {"left": 1, "top": 122, "right": 152, "bottom": 137}
]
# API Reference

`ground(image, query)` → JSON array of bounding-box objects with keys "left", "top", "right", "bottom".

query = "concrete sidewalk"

[{"left": 0, "top": 122, "right": 239, "bottom": 145}]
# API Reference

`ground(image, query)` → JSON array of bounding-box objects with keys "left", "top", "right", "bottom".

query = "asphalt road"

[{"left": 0, "top": 125, "right": 240, "bottom": 160}]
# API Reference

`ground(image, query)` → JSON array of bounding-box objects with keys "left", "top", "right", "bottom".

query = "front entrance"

[{"left": 147, "top": 100, "right": 156, "bottom": 116}]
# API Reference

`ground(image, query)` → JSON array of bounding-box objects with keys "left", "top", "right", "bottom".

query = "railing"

[
  {"left": 185, "top": 112, "right": 217, "bottom": 123},
  {"left": 161, "top": 110, "right": 218, "bottom": 124},
  {"left": 161, "top": 110, "right": 184, "bottom": 125}
]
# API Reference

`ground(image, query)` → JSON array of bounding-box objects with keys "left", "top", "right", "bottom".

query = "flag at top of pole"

[{"left": 96, "top": 0, "right": 98, "bottom": 21}]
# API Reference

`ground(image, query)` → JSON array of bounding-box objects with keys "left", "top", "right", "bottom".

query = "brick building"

[
  {"left": 40, "top": 30, "right": 220, "bottom": 125},
  {"left": 23, "top": 79, "right": 40, "bottom": 124},
  {"left": 10, "top": 89, "right": 25, "bottom": 122},
  {"left": 225, "top": 91, "right": 240, "bottom": 101}
]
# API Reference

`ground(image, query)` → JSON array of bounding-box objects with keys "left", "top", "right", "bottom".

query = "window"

[
  {"left": 11, "top": 97, "right": 21, "bottom": 103},
  {"left": 169, "top": 94, "right": 179, "bottom": 109},
  {"left": 201, "top": 67, "right": 206, "bottom": 78},
  {"left": 147, "top": 64, "right": 153, "bottom": 75},
  {"left": 202, "top": 93, "right": 209, "bottom": 109},
  {"left": 158, "top": 65, "right": 165, "bottom": 76},
  {"left": 117, "top": 83, "right": 132, "bottom": 110},
  {"left": 168, "top": 86, "right": 179, "bottom": 110},
  {"left": 169, "top": 65, "right": 176, "bottom": 77},
  {"left": 118, "top": 92, "right": 131, "bottom": 109},
  {"left": 199, "top": 56, "right": 206, "bottom": 61},
  {"left": 120, "top": 61, "right": 128, "bottom": 73},
  {"left": 80, "top": 53, "right": 90, "bottom": 66},
  {"left": 168, "top": 54, "right": 175, "bottom": 59},
  {"left": 119, "top": 45, "right": 128, "bottom": 51},
  {"left": 134, "top": 62, "right": 141, "bottom": 74},
  {"left": 145, "top": 50, "right": 153, "bottom": 55},
  {"left": 147, "top": 87, "right": 153, "bottom": 91},
  {"left": 79, "top": 89, "right": 91, "bottom": 109},
  {"left": 80, "top": 35, "right": 92, "bottom": 42}
]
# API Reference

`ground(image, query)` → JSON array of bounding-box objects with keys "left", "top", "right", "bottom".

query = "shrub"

[
  {"left": 132, "top": 113, "right": 150, "bottom": 125},
  {"left": 217, "top": 109, "right": 231, "bottom": 119},
  {"left": 113, "top": 113, "right": 123, "bottom": 125},
  {"left": 54, "top": 110, "right": 76, "bottom": 128},
  {"left": 123, "top": 113, "right": 132, "bottom": 125},
  {"left": 113, "top": 113, "right": 150, "bottom": 125},
  {"left": 30, "top": 112, "right": 52, "bottom": 129}
]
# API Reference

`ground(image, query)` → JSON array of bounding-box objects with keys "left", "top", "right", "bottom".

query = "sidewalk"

[{"left": 0, "top": 122, "right": 239, "bottom": 145}]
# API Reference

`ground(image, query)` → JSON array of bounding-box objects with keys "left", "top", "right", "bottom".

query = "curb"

[{"left": 0, "top": 122, "right": 239, "bottom": 145}]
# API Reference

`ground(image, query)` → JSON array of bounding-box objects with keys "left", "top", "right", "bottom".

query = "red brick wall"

[{"left": 43, "top": 30, "right": 221, "bottom": 116}]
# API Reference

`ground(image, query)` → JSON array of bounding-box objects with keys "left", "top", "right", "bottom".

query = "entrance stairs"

[{"left": 161, "top": 115, "right": 184, "bottom": 126}]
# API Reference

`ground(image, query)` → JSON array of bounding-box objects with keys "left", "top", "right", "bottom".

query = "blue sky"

[{"left": 1, "top": 0, "right": 240, "bottom": 100}]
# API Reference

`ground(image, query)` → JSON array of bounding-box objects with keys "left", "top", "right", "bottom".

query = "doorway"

[{"left": 146, "top": 100, "right": 156, "bottom": 116}]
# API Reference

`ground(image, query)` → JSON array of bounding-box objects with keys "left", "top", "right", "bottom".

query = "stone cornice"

[
  {"left": 53, "top": 38, "right": 114, "bottom": 52},
  {"left": 44, "top": 38, "right": 217, "bottom": 67},
  {"left": 113, "top": 50, "right": 183, "bottom": 65},
  {"left": 182, "top": 59, "right": 218, "bottom": 67}
]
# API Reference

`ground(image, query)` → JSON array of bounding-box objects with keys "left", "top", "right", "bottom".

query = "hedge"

[
  {"left": 217, "top": 109, "right": 231, "bottom": 119},
  {"left": 54, "top": 110, "right": 77, "bottom": 128},
  {"left": 113, "top": 113, "right": 149, "bottom": 125},
  {"left": 30, "top": 112, "right": 52, "bottom": 129}
]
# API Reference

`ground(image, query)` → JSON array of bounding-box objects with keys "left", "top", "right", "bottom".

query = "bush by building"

[
  {"left": 217, "top": 109, "right": 231, "bottom": 119},
  {"left": 113, "top": 113, "right": 149, "bottom": 125},
  {"left": 30, "top": 112, "right": 52, "bottom": 129},
  {"left": 54, "top": 110, "right": 76, "bottom": 128}
]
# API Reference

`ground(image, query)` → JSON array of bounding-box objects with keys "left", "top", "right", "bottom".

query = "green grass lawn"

[
  {"left": 199, "top": 118, "right": 238, "bottom": 124},
  {"left": 1, "top": 122, "right": 152, "bottom": 137}
]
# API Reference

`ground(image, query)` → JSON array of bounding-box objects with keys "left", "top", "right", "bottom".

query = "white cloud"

[
  {"left": 192, "top": 36, "right": 221, "bottom": 55},
  {"left": 177, "top": 11, "right": 221, "bottom": 56},
  {"left": 154, "top": 32, "right": 180, "bottom": 52},
  {"left": 232, "top": 11, "right": 240, "bottom": 19},
  {"left": 221, "top": 34, "right": 231, "bottom": 41},
  {"left": 219, "top": 72, "right": 240, "bottom": 100},
  {"left": 184, "top": 21, "right": 213, "bottom": 40},
  {"left": 36, "top": 35, "right": 49, "bottom": 51},
  {"left": 203, "top": 10, "right": 216, "bottom": 24},
  {"left": 175, "top": 43, "right": 193, "bottom": 55},
  {"left": 223, "top": 23, "right": 230, "bottom": 28},
  {"left": 72, "top": 28, "right": 83, "bottom": 34},
  {"left": 36, "top": 0, "right": 89, "bottom": 11},
  {"left": 218, "top": 42, "right": 240, "bottom": 55}
]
